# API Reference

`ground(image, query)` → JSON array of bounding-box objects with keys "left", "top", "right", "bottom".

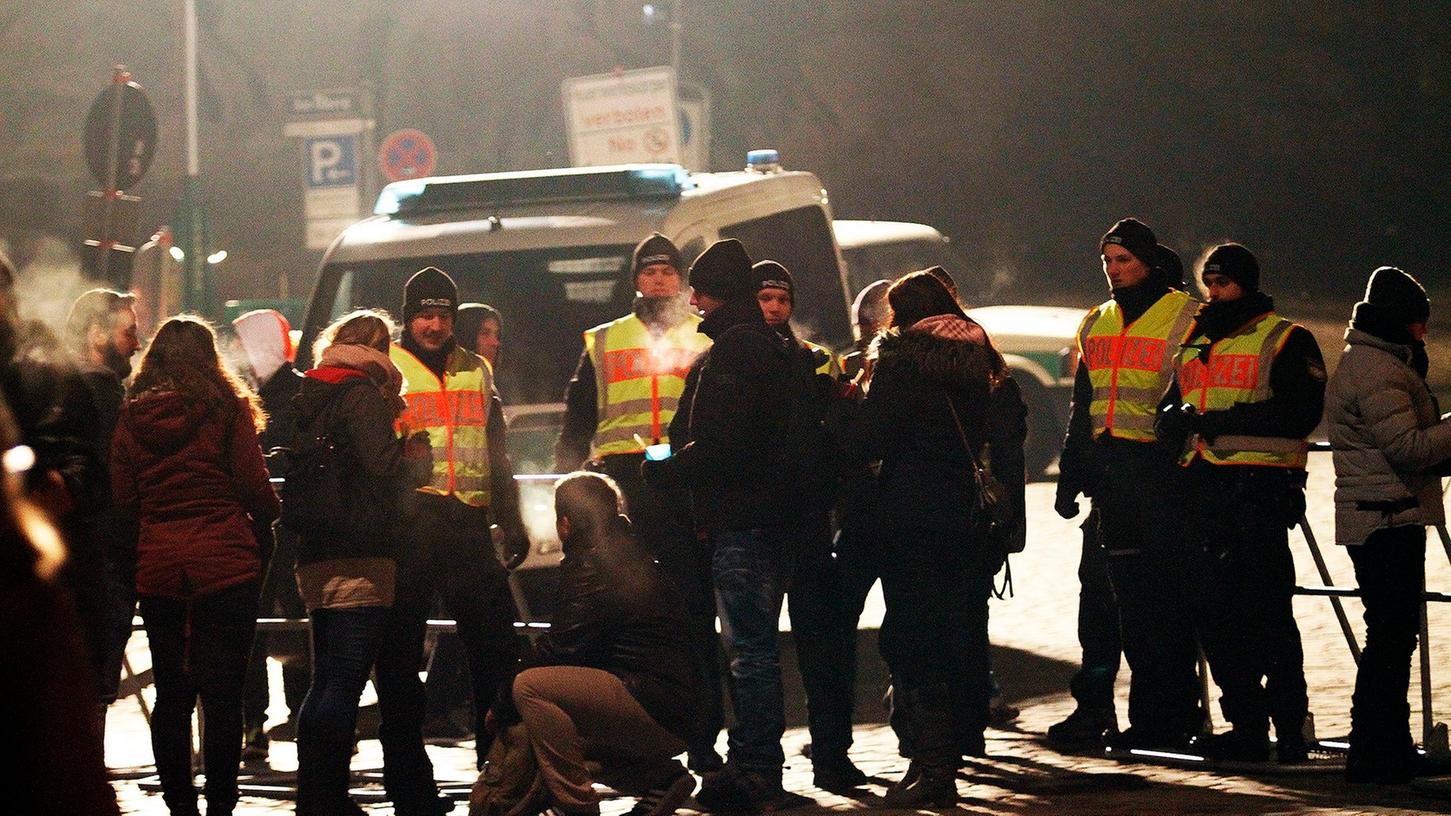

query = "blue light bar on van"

[{"left": 373, "top": 164, "right": 693, "bottom": 216}]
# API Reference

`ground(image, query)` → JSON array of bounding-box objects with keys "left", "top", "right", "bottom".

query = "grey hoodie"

[{"left": 1326, "top": 327, "right": 1451, "bottom": 545}]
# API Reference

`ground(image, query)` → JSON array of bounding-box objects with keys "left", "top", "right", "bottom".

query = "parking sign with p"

[{"left": 305, "top": 135, "right": 357, "bottom": 188}]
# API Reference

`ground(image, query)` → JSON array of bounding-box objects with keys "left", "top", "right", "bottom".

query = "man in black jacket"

[
  {"left": 643, "top": 239, "right": 811, "bottom": 812},
  {"left": 508, "top": 472, "right": 700, "bottom": 816}
]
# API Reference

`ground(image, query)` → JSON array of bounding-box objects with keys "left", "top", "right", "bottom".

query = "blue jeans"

[
  {"left": 296, "top": 606, "right": 389, "bottom": 813},
  {"left": 712, "top": 527, "right": 795, "bottom": 778}
]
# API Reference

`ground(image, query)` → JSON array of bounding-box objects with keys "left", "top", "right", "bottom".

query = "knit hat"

[
  {"left": 402, "top": 266, "right": 458, "bottom": 323},
  {"left": 688, "top": 239, "right": 753, "bottom": 302},
  {"left": 632, "top": 233, "right": 683, "bottom": 278},
  {"left": 232, "top": 309, "right": 294, "bottom": 383},
  {"left": 1360, "top": 266, "right": 1430, "bottom": 325},
  {"left": 1202, "top": 243, "right": 1260, "bottom": 292},
  {"left": 1100, "top": 218, "right": 1157, "bottom": 264},
  {"left": 751, "top": 260, "right": 795, "bottom": 300},
  {"left": 1151, "top": 244, "right": 1185, "bottom": 289}
]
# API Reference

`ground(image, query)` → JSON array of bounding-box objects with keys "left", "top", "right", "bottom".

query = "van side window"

[{"left": 720, "top": 205, "right": 850, "bottom": 347}]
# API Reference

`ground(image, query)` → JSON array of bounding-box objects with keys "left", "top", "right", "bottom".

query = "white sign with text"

[{"left": 563, "top": 67, "right": 680, "bottom": 166}]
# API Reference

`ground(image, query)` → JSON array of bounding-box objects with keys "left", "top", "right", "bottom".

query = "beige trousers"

[{"left": 513, "top": 666, "right": 687, "bottom": 812}]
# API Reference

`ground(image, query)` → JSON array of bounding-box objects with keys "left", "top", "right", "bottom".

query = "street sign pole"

[{"left": 96, "top": 66, "right": 128, "bottom": 283}]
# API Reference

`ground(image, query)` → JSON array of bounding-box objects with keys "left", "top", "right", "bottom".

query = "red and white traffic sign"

[{"left": 378, "top": 128, "right": 437, "bottom": 182}]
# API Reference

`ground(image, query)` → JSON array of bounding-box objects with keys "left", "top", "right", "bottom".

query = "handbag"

[{"left": 944, "top": 395, "right": 1012, "bottom": 583}]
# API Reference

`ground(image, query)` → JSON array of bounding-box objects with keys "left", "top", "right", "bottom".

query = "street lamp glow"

[
  {"left": 168, "top": 246, "right": 185, "bottom": 262},
  {"left": 206, "top": 249, "right": 228, "bottom": 264}
]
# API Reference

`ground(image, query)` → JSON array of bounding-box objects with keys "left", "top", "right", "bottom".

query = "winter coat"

[
  {"left": 290, "top": 369, "right": 432, "bottom": 565},
  {"left": 111, "top": 392, "right": 279, "bottom": 597},
  {"left": 530, "top": 516, "right": 700, "bottom": 740},
  {"left": 257, "top": 362, "right": 304, "bottom": 472},
  {"left": 656, "top": 297, "right": 797, "bottom": 532},
  {"left": 861, "top": 327, "right": 996, "bottom": 540},
  {"left": 1327, "top": 327, "right": 1451, "bottom": 545}
]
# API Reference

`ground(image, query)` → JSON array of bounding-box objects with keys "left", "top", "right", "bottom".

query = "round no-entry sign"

[{"left": 378, "top": 128, "right": 437, "bottom": 182}]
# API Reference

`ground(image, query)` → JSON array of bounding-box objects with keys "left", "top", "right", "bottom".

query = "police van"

[{"left": 834, "top": 219, "right": 1083, "bottom": 477}]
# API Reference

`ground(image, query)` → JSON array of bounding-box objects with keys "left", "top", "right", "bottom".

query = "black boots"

[{"left": 884, "top": 684, "right": 959, "bottom": 807}]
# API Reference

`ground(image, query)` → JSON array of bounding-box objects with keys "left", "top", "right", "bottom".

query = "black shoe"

[
  {"left": 883, "top": 760, "right": 958, "bottom": 808},
  {"left": 241, "top": 725, "right": 269, "bottom": 762},
  {"left": 264, "top": 717, "right": 299, "bottom": 741},
  {"left": 1189, "top": 729, "right": 1270, "bottom": 762},
  {"left": 1275, "top": 736, "right": 1309, "bottom": 764},
  {"left": 626, "top": 771, "right": 697, "bottom": 816},
  {"left": 1047, "top": 707, "right": 1117, "bottom": 747},
  {"left": 688, "top": 748, "right": 725, "bottom": 774},
  {"left": 695, "top": 766, "right": 811, "bottom": 813},
  {"left": 812, "top": 757, "right": 868, "bottom": 792},
  {"left": 1107, "top": 726, "right": 1193, "bottom": 752}
]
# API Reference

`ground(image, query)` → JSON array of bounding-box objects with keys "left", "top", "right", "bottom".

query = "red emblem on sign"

[{"left": 379, "top": 128, "right": 437, "bottom": 182}]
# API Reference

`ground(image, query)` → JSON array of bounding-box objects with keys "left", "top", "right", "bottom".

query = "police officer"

[
  {"left": 1055, "top": 218, "right": 1205, "bottom": 750},
  {"left": 553, "top": 234, "right": 723, "bottom": 772},
  {"left": 377, "top": 267, "right": 529, "bottom": 816},
  {"left": 1159, "top": 243, "right": 1325, "bottom": 762}
]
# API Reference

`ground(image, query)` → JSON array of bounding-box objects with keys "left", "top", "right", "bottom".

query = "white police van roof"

[{"left": 831, "top": 219, "right": 946, "bottom": 250}]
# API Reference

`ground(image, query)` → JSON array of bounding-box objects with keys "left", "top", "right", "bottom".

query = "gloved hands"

[
  {"left": 501, "top": 528, "right": 531, "bottom": 570},
  {"left": 1155, "top": 402, "right": 1200, "bottom": 450},
  {"left": 1054, "top": 479, "right": 1081, "bottom": 520}
]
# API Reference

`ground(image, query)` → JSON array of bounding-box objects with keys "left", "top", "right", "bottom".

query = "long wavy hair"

[
  {"left": 313, "top": 308, "right": 396, "bottom": 360},
  {"left": 886, "top": 270, "right": 1007, "bottom": 378},
  {"left": 129, "top": 315, "right": 266, "bottom": 432}
]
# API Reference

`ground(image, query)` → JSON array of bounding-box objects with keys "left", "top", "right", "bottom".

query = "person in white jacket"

[{"left": 1326, "top": 266, "right": 1451, "bottom": 784}]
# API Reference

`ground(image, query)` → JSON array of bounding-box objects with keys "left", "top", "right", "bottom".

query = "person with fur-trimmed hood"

[{"left": 853, "top": 270, "right": 1024, "bottom": 806}]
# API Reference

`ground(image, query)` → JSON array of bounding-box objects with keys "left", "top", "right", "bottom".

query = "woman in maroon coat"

[{"left": 111, "top": 316, "right": 279, "bottom": 816}]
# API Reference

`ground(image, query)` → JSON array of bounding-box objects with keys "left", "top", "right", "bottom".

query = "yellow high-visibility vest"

[
  {"left": 1077, "top": 289, "right": 1199, "bottom": 442},
  {"left": 1176, "top": 312, "right": 1307, "bottom": 468},
  {"left": 802, "top": 338, "right": 842, "bottom": 377},
  {"left": 585, "top": 313, "right": 710, "bottom": 457},
  {"left": 390, "top": 344, "right": 492, "bottom": 507}
]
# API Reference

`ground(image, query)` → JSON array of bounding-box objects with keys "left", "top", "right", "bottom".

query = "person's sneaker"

[
  {"left": 625, "top": 771, "right": 697, "bottom": 816},
  {"left": 264, "top": 717, "right": 299, "bottom": 741},
  {"left": 811, "top": 757, "right": 869, "bottom": 792},
  {"left": 988, "top": 692, "right": 1020, "bottom": 727},
  {"left": 1189, "top": 729, "right": 1271, "bottom": 762},
  {"left": 241, "top": 726, "right": 269, "bottom": 762},
  {"left": 1046, "top": 707, "right": 1117, "bottom": 747}
]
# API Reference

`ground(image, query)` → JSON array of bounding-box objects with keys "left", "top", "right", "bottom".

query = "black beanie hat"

[
  {"left": 403, "top": 266, "right": 458, "bottom": 323},
  {"left": 1202, "top": 243, "right": 1260, "bottom": 292},
  {"left": 751, "top": 260, "right": 795, "bottom": 300},
  {"left": 1361, "top": 266, "right": 1430, "bottom": 325},
  {"left": 1151, "top": 244, "right": 1185, "bottom": 289},
  {"left": 689, "top": 239, "right": 753, "bottom": 302},
  {"left": 1100, "top": 218, "right": 1157, "bottom": 265},
  {"left": 632, "top": 233, "right": 683, "bottom": 279}
]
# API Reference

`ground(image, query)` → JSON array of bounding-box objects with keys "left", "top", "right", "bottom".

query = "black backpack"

[{"left": 279, "top": 380, "right": 367, "bottom": 538}]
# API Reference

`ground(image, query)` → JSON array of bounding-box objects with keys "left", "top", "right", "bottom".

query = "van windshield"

[{"left": 310, "top": 245, "right": 638, "bottom": 407}]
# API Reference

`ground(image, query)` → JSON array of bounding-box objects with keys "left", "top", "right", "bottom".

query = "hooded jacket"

[
  {"left": 291, "top": 367, "right": 433, "bottom": 565},
  {"left": 111, "top": 392, "right": 279, "bottom": 598},
  {"left": 861, "top": 322, "right": 997, "bottom": 538},
  {"left": 1327, "top": 327, "right": 1451, "bottom": 545}
]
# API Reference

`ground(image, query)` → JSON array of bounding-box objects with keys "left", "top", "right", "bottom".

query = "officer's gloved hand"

[
  {"left": 1054, "top": 480, "right": 1081, "bottom": 520},
  {"left": 502, "top": 528, "right": 531, "bottom": 570},
  {"left": 1155, "top": 403, "right": 1199, "bottom": 450}
]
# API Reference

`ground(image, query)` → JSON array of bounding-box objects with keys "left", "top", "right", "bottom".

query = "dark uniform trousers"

[
  {"left": 596, "top": 454, "right": 726, "bottom": 763},
  {"left": 374, "top": 495, "right": 520, "bottom": 810},
  {"left": 1185, "top": 463, "right": 1308, "bottom": 741},
  {"left": 1069, "top": 512, "right": 1122, "bottom": 713},
  {"left": 1096, "top": 446, "right": 1211, "bottom": 739}
]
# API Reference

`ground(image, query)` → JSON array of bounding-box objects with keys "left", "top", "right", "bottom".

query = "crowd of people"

[{"left": 0, "top": 215, "right": 1445, "bottom": 815}]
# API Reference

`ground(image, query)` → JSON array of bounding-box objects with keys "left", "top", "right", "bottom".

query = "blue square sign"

[{"left": 305, "top": 135, "right": 357, "bottom": 188}]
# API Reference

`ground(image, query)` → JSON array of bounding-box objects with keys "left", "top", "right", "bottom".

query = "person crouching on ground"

[{"left": 502, "top": 472, "right": 700, "bottom": 816}]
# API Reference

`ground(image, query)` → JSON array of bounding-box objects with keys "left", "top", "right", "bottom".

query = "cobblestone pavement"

[{"left": 107, "top": 457, "right": 1451, "bottom": 814}]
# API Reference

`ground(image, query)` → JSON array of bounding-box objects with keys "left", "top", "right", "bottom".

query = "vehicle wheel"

[{"left": 1014, "top": 375, "right": 1061, "bottom": 481}]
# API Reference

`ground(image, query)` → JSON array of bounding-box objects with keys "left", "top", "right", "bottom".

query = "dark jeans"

[
  {"left": 835, "top": 487, "right": 883, "bottom": 727},
  {"left": 139, "top": 580, "right": 259, "bottom": 816},
  {"left": 878, "top": 526, "right": 992, "bottom": 745},
  {"left": 603, "top": 456, "right": 725, "bottom": 762},
  {"left": 712, "top": 526, "right": 796, "bottom": 778},
  {"left": 243, "top": 525, "right": 311, "bottom": 735},
  {"left": 1068, "top": 514, "right": 1121, "bottom": 712},
  {"left": 1348, "top": 525, "right": 1426, "bottom": 769},
  {"left": 100, "top": 534, "right": 138, "bottom": 706},
  {"left": 374, "top": 499, "right": 520, "bottom": 810},
  {"left": 297, "top": 606, "right": 389, "bottom": 813},
  {"left": 787, "top": 518, "right": 855, "bottom": 763}
]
